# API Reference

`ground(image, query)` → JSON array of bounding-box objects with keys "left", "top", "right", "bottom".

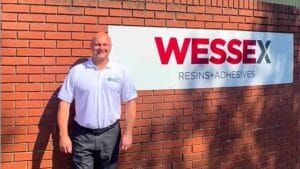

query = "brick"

[
  {"left": 223, "top": 8, "right": 238, "bottom": 15},
  {"left": 2, "top": 92, "right": 27, "bottom": 101},
  {"left": 43, "top": 83, "right": 60, "bottom": 91},
  {"left": 18, "top": 0, "right": 45, "bottom": 4},
  {"left": 2, "top": 126, "right": 28, "bottom": 135},
  {"left": 145, "top": 19, "right": 166, "bottom": 27},
  {"left": 46, "top": 0, "right": 71, "bottom": 5},
  {"left": 16, "top": 66, "right": 43, "bottom": 74},
  {"left": 166, "top": 20, "right": 186, "bottom": 28},
  {"left": 187, "top": 21, "right": 205, "bottom": 28},
  {"left": 2, "top": 40, "right": 29, "bottom": 48},
  {"left": 155, "top": 12, "right": 175, "bottom": 20},
  {"left": 2, "top": 22, "right": 29, "bottom": 31},
  {"left": 123, "top": 2, "right": 145, "bottom": 10},
  {"left": 1, "top": 84, "right": 15, "bottom": 92},
  {"left": 29, "top": 75, "right": 55, "bottom": 82},
  {"left": 17, "top": 49, "right": 44, "bottom": 56},
  {"left": 110, "top": 9, "right": 132, "bottom": 17},
  {"left": 2, "top": 57, "right": 28, "bottom": 65},
  {"left": 18, "top": 14, "right": 45, "bottom": 22},
  {"left": 58, "top": 24, "right": 84, "bottom": 32},
  {"left": 46, "top": 32, "right": 71, "bottom": 40},
  {"left": 55, "top": 57, "right": 79, "bottom": 65},
  {"left": 163, "top": 140, "right": 183, "bottom": 148},
  {"left": 16, "top": 100, "right": 43, "bottom": 109},
  {"left": 167, "top": 4, "right": 186, "bottom": 12},
  {"left": 72, "top": 32, "right": 94, "bottom": 40},
  {"left": 223, "top": 22, "right": 238, "bottom": 30},
  {"left": 1, "top": 31, "right": 17, "bottom": 39},
  {"left": 133, "top": 11, "right": 154, "bottom": 18},
  {"left": 58, "top": 7, "right": 84, "bottom": 15},
  {"left": 30, "top": 23, "right": 57, "bottom": 31},
  {"left": 14, "top": 152, "right": 33, "bottom": 161},
  {"left": 230, "top": 16, "right": 245, "bottom": 23},
  {"left": 1, "top": 13, "right": 17, "bottom": 21},
  {"left": 146, "top": 3, "right": 166, "bottom": 11},
  {"left": 98, "top": 17, "right": 122, "bottom": 25},
  {"left": 2, "top": 75, "right": 28, "bottom": 83},
  {"left": 30, "top": 40, "right": 56, "bottom": 48},
  {"left": 192, "top": 159, "right": 209, "bottom": 167},
  {"left": 1, "top": 162, "right": 27, "bottom": 169},
  {"left": 176, "top": 13, "right": 195, "bottom": 20},
  {"left": 45, "top": 49, "right": 71, "bottom": 56},
  {"left": 2, "top": 4, "right": 29, "bottom": 13},
  {"left": 183, "top": 152, "right": 202, "bottom": 161},
  {"left": 73, "top": 16, "right": 98, "bottom": 24},
  {"left": 69, "top": 0, "right": 95, "bottom": 6},
  {"left": 98, "top": 1, "right": 122, "bottom": 8},
  {"left": 1, "top": 0, "right": 17, "bottom": 3},
  {"left": 15, "top": 117, "right": 40, "bottom": 125},
  {"left": 30, "top": 5, "right": 57, "bottom": 14},
  {"left": 239, "top": 9, "right": 253, "bottom": 16},
  {"left": 142, "top": 142, "right": 163, "bottom": 151},
  {"left": 1, "top": 65, "right": 16, "bottom": 75},
  {"left": 205, "top": 22, "right": 222, "bottom": 29},
  {"left": 1, "top": 47, "right": 17, "bottom": 56},
  {"left": 56, "top": 74, "right": 67, "bottom": 82},
  {"left": 71, "top": 49, "right": 90, "bottom": 57},
  {"left": 27, "top": 108, "right": 44, "bottom": 116},
  {"left": 1, "top": 153, "right": 13, "bottom": 162},
  {"left": 1, "top": 101, "right": 15, "bottom": 109},
  {"left": 57, "top": 41, "right": 82, "bottom": 49},
  {"left": 122, "top": 18, "right": 144, "bottom": 26},
  {"left": 85, "top": 8, "right": 108, "bottom": 16},
  {"left": 28, "top": 91, "right": 53, "bottom": 100},
  {"left": 187, "top": 6, "right": 205, "bottom": 13},
  {"left": 29, "top": 57, "right": 55, "bottom": 65},
  {"left": 18, "top": 31, "right": 44, "bottom": 39},
  {"left": 238, "top": 23, "right": 253, "bottom": 30},
  {"left": 44, "top": 66, "right": 69, "bottom": 73},
  {"left": 163, "top": 155, "right": 182, "bottom": 165},
  {"left": 46, "top": 15, "right": 72, "bottom": 23},
  {"left": 84, "top": 25, "right": 108, "bottom": 33},
  {"left": 151, "top": 149, "right": 172, "bottom": 158},
  {"left": 15, "top": 83, "right": 42, "bottom": 92},
  {"left": 153, "top": 102, "right": 173, "bottom": 110}
]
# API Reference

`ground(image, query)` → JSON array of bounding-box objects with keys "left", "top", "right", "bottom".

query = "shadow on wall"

[{"left": 31, "top": 58, "right": 88, "bottom": 169}]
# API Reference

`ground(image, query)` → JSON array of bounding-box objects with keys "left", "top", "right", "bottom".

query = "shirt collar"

[{"left": 86, "top": 58, "right": 112, "bottom": 69}]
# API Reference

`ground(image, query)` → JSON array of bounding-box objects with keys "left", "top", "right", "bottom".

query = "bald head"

[{"left": 91, "top": 32, "right": 111, "bottom": 45}]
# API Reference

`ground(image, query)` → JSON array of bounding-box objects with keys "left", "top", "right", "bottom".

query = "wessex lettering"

[{"left": 154, "top": 37, "right": 271, "bottom": 65}]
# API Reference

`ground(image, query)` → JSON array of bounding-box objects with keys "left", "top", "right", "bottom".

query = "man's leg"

[
  {"left": 72, "top": 125, "right": 95, "bottom": 169},
  {"left": 95, "top": 123, "right": 121, "bottom": 169}
]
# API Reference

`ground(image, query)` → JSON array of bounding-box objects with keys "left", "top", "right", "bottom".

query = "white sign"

[{"left": 109, "top": 26, "right": 293, "bottom": 90}]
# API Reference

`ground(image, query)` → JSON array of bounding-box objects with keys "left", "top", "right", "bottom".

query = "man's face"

[{"left": 90, "top": 34, "right": 112, "bottom": 62}]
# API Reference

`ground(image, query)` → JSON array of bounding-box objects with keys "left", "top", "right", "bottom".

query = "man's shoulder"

[{"left": 71, "top": 59, "right": 90, "bottom": 70}]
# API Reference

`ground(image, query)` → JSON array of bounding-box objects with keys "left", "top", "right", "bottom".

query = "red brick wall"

[{"left": 1, "top": 0, "right": 300, "bottom": 169}]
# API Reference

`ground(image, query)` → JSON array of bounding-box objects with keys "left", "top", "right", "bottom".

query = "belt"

[{"left": 74, "top": 120, "right": 119, "bottom": 135}]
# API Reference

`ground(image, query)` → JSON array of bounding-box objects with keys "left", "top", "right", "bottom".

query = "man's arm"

[
  {"left": 121, "top": 99, "right": 136, "bottom": 151},
  {"left": 57, "top": 100, "right": 72, "bottom": 154}
]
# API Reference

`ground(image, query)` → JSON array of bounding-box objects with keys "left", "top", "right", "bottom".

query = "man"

[{"left": 57, "top": 32, "right": 137, "bottom": 169}]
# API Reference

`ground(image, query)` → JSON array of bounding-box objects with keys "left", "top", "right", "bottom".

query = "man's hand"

[
  {"left": 121, "top": 132, "right": 133, "bottom": 151},
  {"left": 59, "top": 135, "right": 72, "bottom": 154}
]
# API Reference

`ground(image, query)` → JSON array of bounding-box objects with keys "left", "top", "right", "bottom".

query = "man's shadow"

[{"left": 31, "top": 58, "right": 88, "bottom": 169}]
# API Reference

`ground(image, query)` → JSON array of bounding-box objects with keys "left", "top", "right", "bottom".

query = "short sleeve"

[
  {"left": 121, "top": 67, "right": 138, "bottom": 102},
  {"left": 57, "top": 68, "right": 76, "bottom": 103}
]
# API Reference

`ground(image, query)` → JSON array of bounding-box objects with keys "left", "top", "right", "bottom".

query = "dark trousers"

[{"left": 71, "top": 122, "right": 121, "bottom": 169}]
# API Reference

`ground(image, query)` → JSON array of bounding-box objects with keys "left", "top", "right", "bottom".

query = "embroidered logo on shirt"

[{"left": 107, "top": 76, "right": 121, "bottom": 83}]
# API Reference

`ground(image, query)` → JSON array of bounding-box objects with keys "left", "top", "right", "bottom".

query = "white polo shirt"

[{"left": 58, "top": 58, "right": 137, "bottom": 129}]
